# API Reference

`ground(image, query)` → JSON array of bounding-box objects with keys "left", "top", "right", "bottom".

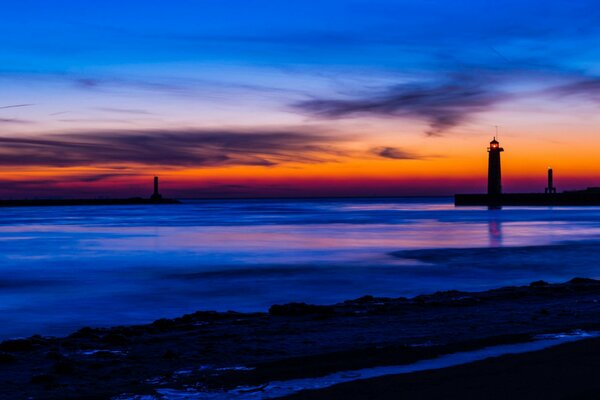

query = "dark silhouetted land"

[{"left": 3, "top": 278, "right": 600, "bottom": 398}]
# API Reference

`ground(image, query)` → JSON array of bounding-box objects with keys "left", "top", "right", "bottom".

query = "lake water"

[{"left": 2, "top": 198, "right": 600, "bottom": 339}]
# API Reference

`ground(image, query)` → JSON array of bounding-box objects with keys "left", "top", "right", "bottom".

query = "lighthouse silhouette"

[{"left": 487, "top": 137, "right": 504, "bottom": 196}]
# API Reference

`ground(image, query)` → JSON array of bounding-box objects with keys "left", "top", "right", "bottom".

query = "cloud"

[
  {"left": 77, "top": 173, "right": 137, "bottom": 182},
  {"left": 95, "top": 107, "right": 154, "bottom": 115},
  {"left": 74, "top": 77, "right": 190, "bottom": 96},
  {"left": 0, "top": 173, "right": 135, "bottom": 187},
  {"left": 546, "top": 77, "right": 600, "bottom": 101},
  {"left": 0, "top": 128, "right": 345, "bottom": 168},
  {"left": 0, "top": 104, "right": 34, "bottom": 110},
  {"left": 295, "top": 76, "right": 507, "bottom": 135},
  {"left": 372, "top": 146, "right": 423, "bottom": 160},
  {"left": 0, "top": 118, "right": 33, "bottom": 124}
]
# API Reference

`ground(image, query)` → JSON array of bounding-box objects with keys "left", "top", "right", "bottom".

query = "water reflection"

[
  {"left": 488, "top": 219, "right": 503, "bottom": 247},
  {"left": 0, "top": 199, "right": 600, "bottom": 339}
]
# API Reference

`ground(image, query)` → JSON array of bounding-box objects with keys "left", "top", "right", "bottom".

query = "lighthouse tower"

[
  {"left": 150, "top": 176, "right": 163, "bottom": 201},
  {"left": 487, "top": 138, "right": 504, "bottom": 196}
]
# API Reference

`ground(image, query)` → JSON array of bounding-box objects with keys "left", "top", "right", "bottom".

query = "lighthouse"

[
  {"left": 545, "top": 168, "right": 556, "bottom": 194},
  {"left": 150, "top": 176, "right": 163, "bottom": 201},
  {"left": 487, "top": 137, "right": 504, "bottom": 196}
]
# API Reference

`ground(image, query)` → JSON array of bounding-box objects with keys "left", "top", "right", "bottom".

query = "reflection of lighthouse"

[
  {"left": 487, "top": 138, "right": 504, "bottom": 196},
  {"left": 488, "top": 219, "right": 503, "bottom": 246}
]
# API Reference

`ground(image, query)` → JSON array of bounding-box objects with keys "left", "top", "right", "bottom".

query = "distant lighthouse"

[
  {"left": 150, "top": 176, "right": 163, "bottom": 201},
  {"left": 487, "top": 137, "right": 504, "bottom": 196},
  {"left": 545, "top": 167, "right": 556, "bottom": 194}
]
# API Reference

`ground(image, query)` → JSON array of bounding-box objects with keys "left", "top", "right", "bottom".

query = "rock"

[
  {"left": 569, "top": 277, "right": 598, "bottom": 285},
  {"left": 449, "top": 296, "right": 480, "bottom": 306},
  {"left": 162, "top": 349, "right": 179, "bottom": 360},
  {"left": 69, "top": 326, "right": 98, "bottom": 339},
  {"left": 30, "top": 374, "right": 56, "bottom": 385},
  {"left": 269, "top": 302, "right": 334, "bottom": 316},
  {"left": 354, "top": 295, "right": 375, "bottom": 303},
  {"left": 45, "top": 351, "right": 64, "bottom": 361},
  {"left": 92, "top": 350, "right": 121, "bottom": 358},
  {"left": 0, "top": 339, "right": 33, "bottom": 352},
  {"left": 185, "top": 310, "right": 222, "bottom": 321},
  {"left": 530, "top": 280, "right": 549, "bottom": 287},
  {"left": 53, "top": 359, "right": 76, "bottom": 374},
  {"left": 102, "top": 333, "right": 130, "bottom": 346},
  {"left": 152, "top": 318, "right": 176, "bottom": 330},
  {"left": 412, "top": 296, "right": 442, "bottom": 306},
  {"left": 0, "top": 352, "right": 16, "bottom": 363},
  {"left": 114, "top": 326, "right": 145, "bottom": 337}
]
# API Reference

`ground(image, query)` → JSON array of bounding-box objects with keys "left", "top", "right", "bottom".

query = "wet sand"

[
  {"left": 2, "top": 277, "right": 600, "bottom": 399},
  {"left": 286, "top": 336, "right": 600, "bottom": 400}
]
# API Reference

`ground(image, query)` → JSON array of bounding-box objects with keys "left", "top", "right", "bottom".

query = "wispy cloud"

[
  {"left": 0, "top": 118, "right": 33, "bottom": 124},
  {"left": 295, "top": 76, "right": 508, "bottom": 136},
  {"left": 0, "top": 173, "right": 136, "bottom": 187},
  {"left": 0, "top": 128, "right": 346, "bottom": 168},
  {"left": 77, "top": 173, "right": 138, "bottom": 182},
  {"left": 0, "top": 104, "right": 34, "bottom": 110},
  {"left": 372, "top": 146, "right": 424, "bottom": 160},
  {"left": 94, "top": 107, "right": 154, "bottom": 115},
  {"left": 73, "top": 77, "right": 193, "bottom": 97},
  {"left": 70, "top": 74, "right": 309, "bottom": 99},
  {"left": 545, "top": 77, "right": 600, "bottom": 101}
]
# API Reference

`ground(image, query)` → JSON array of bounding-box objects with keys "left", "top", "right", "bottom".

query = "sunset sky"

[{"left": 2, "top": 0, "right": 600, "bottom": 197}]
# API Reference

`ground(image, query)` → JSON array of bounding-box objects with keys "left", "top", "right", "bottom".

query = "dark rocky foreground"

[{"left": 3, "top": 278, "right": 600, "bottom": 399}]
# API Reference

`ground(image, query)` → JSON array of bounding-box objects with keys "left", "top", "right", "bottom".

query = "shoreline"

[
  {"left": 3, "top": 278, "right": 600, "bottom": 398},
  {"left": 286, "top": 334, "right": 600, "bottom": 400}
]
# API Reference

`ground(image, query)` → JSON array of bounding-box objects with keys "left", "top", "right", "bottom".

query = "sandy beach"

[{"left": 2, "top": 277, "right": 600, "bottom": 399}]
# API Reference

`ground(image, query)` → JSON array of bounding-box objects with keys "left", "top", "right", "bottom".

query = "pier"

[{"left": 455, "top": 138, "right": 600, "bottom": 206}]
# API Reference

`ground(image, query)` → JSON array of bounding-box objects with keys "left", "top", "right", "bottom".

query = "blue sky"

[
  {"left": 1, "top": 0, "right": 600, "bottom": 196},
  {"left": 3, "top": 0, "right": 599, "bottom": 70}
]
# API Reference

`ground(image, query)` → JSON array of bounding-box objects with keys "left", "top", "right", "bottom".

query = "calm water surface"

[{"left": 2, "top": 198, "right": 600, "bottom": 339}]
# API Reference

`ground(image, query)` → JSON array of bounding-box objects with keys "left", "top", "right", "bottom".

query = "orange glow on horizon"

[{"left": 1, "top": 121, "right": 600, "bottom": 197}]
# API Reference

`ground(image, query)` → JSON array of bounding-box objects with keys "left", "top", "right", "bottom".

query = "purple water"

[{"left": 2, "top": 198, "right": 600, "bottom": 339}]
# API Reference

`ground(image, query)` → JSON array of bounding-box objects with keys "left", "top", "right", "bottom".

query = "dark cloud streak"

[
  {"left": 0, "top": 118, "right": 33, "bottom": 124},
  {"left": 295, "top": 76, "right": 508, "bottom": 136},
  {"left": 95, "top": 107, "right": 154, "bottom": 115},
  {"left": 0, "top": 128, "right": 344, "bottom": 168},
  {"left": 546, "top": 77, "right": 600, "bottom": 101},
  {"left": 0, "top": 104, "right": 34, "bottom": 110},
  {"left": 372, "top": 147, "right": 424, "bottom": 160}
]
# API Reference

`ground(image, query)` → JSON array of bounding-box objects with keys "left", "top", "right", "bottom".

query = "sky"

[{"left": 2, "top": 0, "right": 600, "bottom": 197}]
